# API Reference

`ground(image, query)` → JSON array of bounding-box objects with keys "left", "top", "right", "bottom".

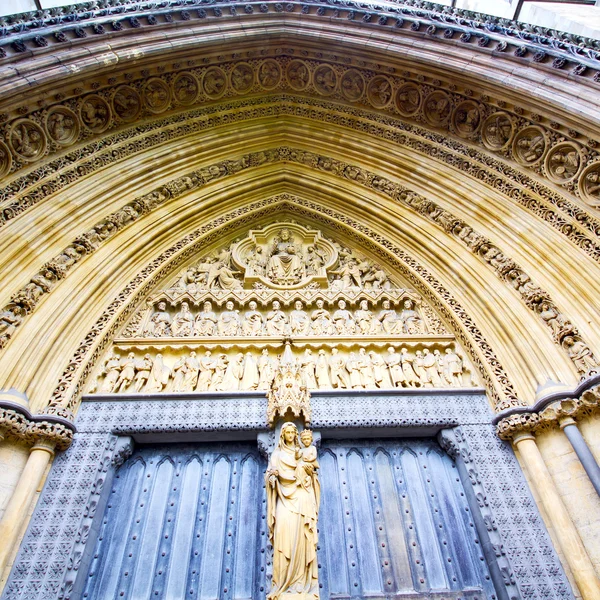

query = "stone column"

[
  {"left": 513, "top": 432, "right": 600, "bottom": 600},
  {"left": 0, "top": 440, "right": 55, "bottom": 576},
  {"left": 559, "top": 417, "right": 600, "bottom": 497}
]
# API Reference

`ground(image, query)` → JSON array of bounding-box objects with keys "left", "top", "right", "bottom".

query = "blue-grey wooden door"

[{"left": 83, "top": 439, "right": 494, "bottom": 600}]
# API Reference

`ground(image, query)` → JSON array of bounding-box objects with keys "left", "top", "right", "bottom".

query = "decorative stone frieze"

[{"left": 0, "top": 54, "right": 597, "bottom": 215}]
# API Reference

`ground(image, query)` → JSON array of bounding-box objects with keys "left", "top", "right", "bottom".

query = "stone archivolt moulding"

[
  {"left": 1, "top": 144, "right": 594, "bottom": 386},
  {"left": 0, "top": 53, "right": 599, "bottom": 219},
  {"left": 36, "top": 194, "right": 521, "bottom": 420},
  {"left": 496, "top": 376, "right": 600, "bottom": 440}
]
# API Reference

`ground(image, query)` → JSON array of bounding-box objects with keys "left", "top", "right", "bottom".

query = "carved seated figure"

[
  {"left": 242, "top": 300, "right": 264, "bottom": 336},
  {"left": 266, "top": 300, "right": 288, "bottom": 336},
  {"left": 377, "top": 300, "right": 401, "bottom": 334},
  {"left": 218, "top": 301, "right": 241, "bottom": 336},
  {"left": 311, "top": 299, "right": 333, "bottom": 336},
  {"left": 267, "top": 228, "right": 304, "bottom": 284},
  {"left": 399, "top": 300, "right": 423, "bottom": 334},
  {"left": 290, "top": 300, "right": 310, "bottom": 335},
  {"left": 332, "top": 299, "right": 356, "bottom": 335},
  {"left": 172, "top": 302, "right": 194, "bottom": 337},
  {"left": 145, "top": 301, "right": 172, "bottom": 337},
  {"left": 194, "top": 301, "right": 218, "bottom": 336}
]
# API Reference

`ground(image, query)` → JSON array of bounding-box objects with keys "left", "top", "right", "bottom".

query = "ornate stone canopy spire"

[{"left": 267, "top": 340, "right": 311, "bottom": 427}]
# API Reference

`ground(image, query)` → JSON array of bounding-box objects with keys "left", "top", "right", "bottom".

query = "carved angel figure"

[{"left": 564, "top": 337, "right": 599, "bottom": 375}]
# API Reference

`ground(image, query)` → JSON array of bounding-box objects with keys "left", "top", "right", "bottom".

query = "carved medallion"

[
  {"left": 313, "top": 64, "right": 337, "bottom": 96},
  {"left": 395, "top": 82, "right": 421, "bottom": 117},
  {"left": 452, "top": 101, "right": 481, "bottom": 137},
  {"left": 512, "top": 126, "right": 547, "bottom": 166},
  {"left": 8, "top": 119, "right": 47, "bottom": 162},
  {"left": 45, "top": 107, "right": 79, "bottom": 146},
  {"left": 172, "top": 72, "right": 199, "bottom": 106},
  {"left": 579, "top": 162, "right": 600, "bottom": 209},
  {"left": 481, "top": 112, "right": 514, "bottom": 151},
  {"left": 367, "top": 76, "right": 393, "bottom": 109},
  {"left": 258, "top": 59, "right": 281, "bottom": 90},
  {"left": 230, "top": 63, "right": 254, "bottom": 94},
  {"left": 79, "top": 94, "right": 111, "bottom": 133},
  {"left": 340, "top": 69, "right": 365, "bottom": 102},
  {"left": 423, "top": 91, "right": 451, "bottom": 127},
  {"left": 0, "top": 140, "right": 12, "bottom": 177},
  {"left": 286, "top": 60, "right": 311, "bottom": 91},
  {"left": 545, "top": 142, "right": 583, "bottom": 184},
  {"left": 143, "top": 78, "right": 171, "bottom": 113},
  {"left": 112, "top": 86, "right": 141, "bottom": 121},
  {"left": 202, "top": 67, "right": 227, "bottom": 99}
]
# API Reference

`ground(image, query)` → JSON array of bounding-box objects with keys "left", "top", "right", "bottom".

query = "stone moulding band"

[
  {"left": 0, "top": 0, "right": 597, "bottom": 71},
  {"left": 39, "top": 195, "right": 520, "bottom": 418}
]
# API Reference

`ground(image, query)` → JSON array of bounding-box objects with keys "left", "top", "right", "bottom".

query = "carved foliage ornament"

[
  {"left": 40, "top": 195, "right": 519, "bottom": 419},
  {"left": 2, "top": 147, "right": 594, "bottom": 384}
]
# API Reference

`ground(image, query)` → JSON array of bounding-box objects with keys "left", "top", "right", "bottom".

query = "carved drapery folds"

[{"left": 88, "top": 222, "right": 479, "bottom": 398}]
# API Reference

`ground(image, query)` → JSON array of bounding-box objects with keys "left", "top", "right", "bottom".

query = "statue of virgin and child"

[{"left": 266, "top": 423, "right": 320, "bottom": 600}]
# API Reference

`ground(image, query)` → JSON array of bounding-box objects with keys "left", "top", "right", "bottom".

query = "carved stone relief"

[
  {"left": 313, "top": 64, "right": 337, "bottom": 96},
  {"left": 8, "top": 119, "right": 46, "bottom": 162},
  {"left": 202, "top": 66, "right": 227, "bottom": 99},
  {"left": 2, "top": 68, "right": 599, "bottom": 262},
  {"left": 545, "top": 142, "right": 583, "bottom": 184},
  {"left": 45, "top": 107, "right": 80, "bottom": 146},
  {"left": 286, "top": 60, "right": 311, "bottom": 91},
  {"left": 512, "top": 126, "right": 547, "bottom": 166},
  {"left": 481, "top": 112, "right": 514, "bottom": 151},
  {"left": 423, "top": 91, "right": 451, "bottom": 127},
  {"left": 0, "top": 140, "right": 12, "bottom": 177},
  {"left": 87, "top": 222, "right": 478, "bottom": 399},
  {"left": 143, "top": 77, "right": 171, "bottom": 113},
  {"left": 230, "top": 62, "right": 254, "bottom": 94},
  {"left": 79, "top": 94, "right": 111, "bottom": 133},
  {"left": 367, "top": 75, "right": 393, "bottom": 109},
  {"left": 172, "top": 72, "right": 199, "bottom": 106},
  {"left": 112, "top": 85, "right": 142, "bottom": 121},
  {"left": 452, "top": 100, "right": 481, "bottom": 137},
  {"left": 395, "top": 82, "right": 421, "bottom": 117},
  {"left": 340, "top": 69, "right": 364, "bottom": 102},
  {"left": 579, "top": 162, "right": 600, "bottom": 209}
]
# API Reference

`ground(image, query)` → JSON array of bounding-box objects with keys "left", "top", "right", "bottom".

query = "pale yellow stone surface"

[
  {"left": 537, "top": 427, "right": 600, "bottom": 579},
  {"left": 0, "top": 441, "right": 29, "bottom": 521}
]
